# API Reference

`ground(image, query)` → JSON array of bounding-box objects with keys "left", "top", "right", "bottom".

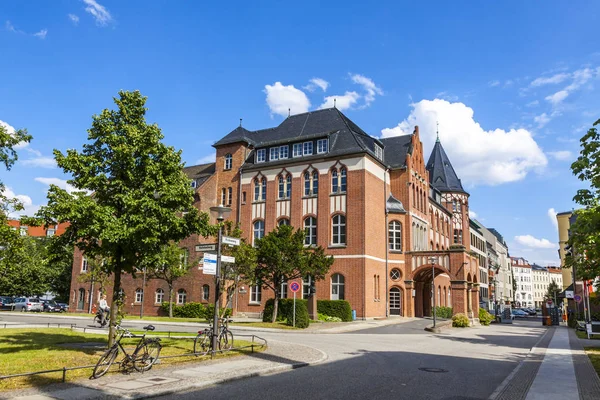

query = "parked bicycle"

[
  {"left": 193, "top": 318, "right": 234, "bottom": 356},
  {"left": 92, "top": 324, "right": 162, "bottom": 379}
]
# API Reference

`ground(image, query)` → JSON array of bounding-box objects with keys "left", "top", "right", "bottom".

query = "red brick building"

[
  {"left": 69, "top": 108, "right": 480, "bottom": 319},
  {"left": 7, "top": 219, "right": 69, "bottom": 237}
]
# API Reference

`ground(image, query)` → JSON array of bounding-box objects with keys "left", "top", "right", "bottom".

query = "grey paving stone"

[
  {"left": 105, "top": 380, "right": 157, "bottom": 390},
  {"left": 569, "top": 328, "right": 600, "bottom": 400}
]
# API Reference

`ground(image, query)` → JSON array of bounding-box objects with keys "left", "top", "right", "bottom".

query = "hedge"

[
  {"left": 263, "top": 298, "right": 309, "bottom": 328},
  {"left": 452, "top": 313, "right": 470, "bottom": 328},
  {"left": 478, "top": 308, "right": 494, "bottom": 326},
  {"left": 434, "top": 306, "right": 453, "bottom": 319},
  {"left": 160, "top": 302, "right": 231, "bottom": 320},
  {"left": 317, "top": 300, "right": 353, "bottom": 322}
]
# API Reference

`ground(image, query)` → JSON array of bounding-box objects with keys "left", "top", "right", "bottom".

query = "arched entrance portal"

[
  {"left": 389, "top": 287, "right": 403, "bottom": 316},
  {"left": 411, "top": 264, "right": 452, "bottom": 318}
]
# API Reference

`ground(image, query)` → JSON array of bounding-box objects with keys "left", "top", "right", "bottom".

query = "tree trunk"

[
  {"left": 168, "top": 284, "right": 174, "bottom": 318},
  {"left": 271, "top": 286, "right": 280, "bottom": 323},
  {"left": 108, "top": 256, "right": 122, "bottom": 348}
]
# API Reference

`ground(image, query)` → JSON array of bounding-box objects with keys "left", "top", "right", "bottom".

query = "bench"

[{"left": 586, "top": 322, "right": 600, "bottom": 339}]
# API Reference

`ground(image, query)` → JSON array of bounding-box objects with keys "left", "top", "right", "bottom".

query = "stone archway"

[{"left": 410, "top": 264, "right": 453, "bottom": 318}]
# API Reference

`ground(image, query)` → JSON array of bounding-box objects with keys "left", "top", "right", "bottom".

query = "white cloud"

[
  {"left": 21, "top": 156, "right": 57, "bottom": 168},
  {"left": 488, "top": 80, "right": 500, "bottom": 87},
  {"left": 303, "top": 78, "right": 329, "bottom": 92},
  {"left": 35, "top": 177, "right": 79, "bottom": 194},
  {"left": 504, "top": 79, "right": 514, "bottom": 87},
  {"left": 33, "top": 29, "right": 47, "bottom": 39},
  {"left": 5, "top": 20, "right": 23, "bottom": 34},
  {"left": 68, "top": 14, "right": 80, "bottom": 25},
  {"left": 514, "top": 234, "right": 558, "bottom": 249},
  {"left": 319, "top": 91, "right": 360, "bottom": 111},
  {"left": 381, "top": 99, "right": 547, "bottom": 186},
  {"left": 196, "top": 154, "right": 215, "bottom": 165},
  {"left": 548, "top": 208, "right": 558, "bottom": 232},
  {"left": 547, "top": 151, "right": 572, "bottom": 161},
  {"left": 545, "top": 90, "right": 569, "bottom": 105},
  {"left": 82, "top": 0, "right": 113, "bottom": 26},
  {"left": 534, "top": 113, "right": 551, "bottom": 128},
  {"left": 530, "top": 73, "right": 570, "bottom": 87},
  {"left": 526, "top": 100, "right": 539, "bottom": 107},
  {"left": 0, "top": 120, "right": 29, "bottom": 149},
  {"left": 468, "top": 210, "right": 478, "bottom": 219},
  {"left": 264, "top": 82, "right": 310, "bottom": 117},
  {"left": 350, "top": 74, "right": 383, "bottom": 108},
  {"left": 1, "top": 186, "right": 40, "bottom": 218}
]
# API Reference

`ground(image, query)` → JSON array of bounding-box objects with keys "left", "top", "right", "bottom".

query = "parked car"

[
  {"left": 0, "top": 296, "right": 15, "bottom": 311},
  {"left": 41, "top": 300, "right": 62, "bottom": 312},
  {"left": 511, "top": 309, "right": 529, "bottom": 318},
  {"left": 13, "top": 297, "right": 43, "bottom": 312},
  {"left": 57, "top": 303, "right": 69, "bottom": 312},
  {"left": 521, "top": 308, "right": 537, "bottom": 316}
]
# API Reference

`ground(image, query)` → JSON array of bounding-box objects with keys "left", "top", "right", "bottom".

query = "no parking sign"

[{"left": 290, "top": 282, "right": 300, "bottom": 293}]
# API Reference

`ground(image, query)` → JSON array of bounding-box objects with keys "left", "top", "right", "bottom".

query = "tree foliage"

[
  {"left": 567, "top": 118, "right": 600, "bottom": 281},
  {"left": 36, "top": 91, "right": 214, "bottom": 344},
  {"left": 545, "top": 279, "right": 560, "bottom": 301},
  {"left": 0, "top": 236, "right": 52, "bottom": 296},
  {"left": 254, "top": 225, "right": 333, "bottom": 322}
]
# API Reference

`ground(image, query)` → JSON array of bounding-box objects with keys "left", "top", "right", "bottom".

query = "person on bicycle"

[{"left": 98, "top": 294, "right": 110, "bottom": 327}]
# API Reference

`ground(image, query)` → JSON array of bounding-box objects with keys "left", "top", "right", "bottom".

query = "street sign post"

[
  {"left": 221, "top": 255, "right": 236, "bottom": 263},
  {"left": 222, "top": 236, "right": 240, "bottom": 246},
  {"left": 290, "top": 282, "right": 300, "bottom": 328},
  {"left": 202, "top": 253, "right": 217, "bottom": 275},
  {"left": 195, "top": 243, "right": 217, "bottom": 252},
  {"left": 575, "top": 294, "right": 582, "bottom": 303}
]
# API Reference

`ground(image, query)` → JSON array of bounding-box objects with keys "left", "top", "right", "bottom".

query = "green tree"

[
  {"left": 45, "top": 236, "right": 76, "bottom": 302},
  {"left": 36, "top": 91, "right": 214, "bottom": 344},
  {"left": 145, "top": 243, "right": 192, "bottom": 318},
  {"left": 567, "top": 118, "right": 600, "bottom": 281},
  {"left": 254, "top": 225, "right": 333, "bottom": 323},
  {"left": 545, "top": 279, "right": 560, "bottom": 302},
  {"left": 0, "top": 236, "right": 51, "bottom": 296}
]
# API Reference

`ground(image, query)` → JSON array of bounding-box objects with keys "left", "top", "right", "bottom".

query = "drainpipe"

[
  {"left": 237, "top": 167, "right": 243, "bottom": 224},
  {"left": 384, "top": 167, "right": 390, "bottom": 317}
]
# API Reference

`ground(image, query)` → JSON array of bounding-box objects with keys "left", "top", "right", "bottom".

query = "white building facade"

[{"left": 511, "top": 257, "right": 533, "bottom": 308}]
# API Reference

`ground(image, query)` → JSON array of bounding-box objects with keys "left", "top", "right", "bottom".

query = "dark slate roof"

[
  {"left": 386, "top": 194, "right": 407, "bottom": 214},
  {"left": 531, "top": 264, "right": 547, "bottom": 271},
  {"left": 379, "top": 134, "right": 413, "bottom": 169},
  {"left": 183, "top": 163, "right": 215, "bottom": 187},
  {"left": 213, "top": 108, "right": 387, "bottom": 168},
  {"left": 488, "top": 228, "right": 506, "bottom": 246},
  {"left": 426, "top": 139, "right": 466, "bottom": 194}
]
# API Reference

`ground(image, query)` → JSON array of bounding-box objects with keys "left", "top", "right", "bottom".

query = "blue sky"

[{"left": 1, "top": 1, "right": 599, "bottom": 265}]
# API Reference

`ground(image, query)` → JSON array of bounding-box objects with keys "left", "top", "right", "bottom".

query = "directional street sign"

[
  {"left": 221, "top": 255, "right": 236, "bottom": 263},
  {"left": 195, "top": 243, "right": 217, "bottom": 252},
  {"left": 202, "top": 253, "right": 217, "bottom": 275},
  {"left": 289, "top": 282, "right": 300, "bottom": 293},
  {"left": 222, "top": 236, "right": 241, "bottom": 246}
]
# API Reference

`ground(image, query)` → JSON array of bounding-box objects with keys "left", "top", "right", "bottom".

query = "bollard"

[{"left": 62, "top": 367, "right": 66, "bottom": 383}]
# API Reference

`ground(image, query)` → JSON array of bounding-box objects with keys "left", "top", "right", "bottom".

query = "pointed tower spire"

[
  {"left": 436, "top": 121, "right": 440, "bottom": 143},
  {"left": 426, "top": 138, "right": 466, "bottom": 194}
]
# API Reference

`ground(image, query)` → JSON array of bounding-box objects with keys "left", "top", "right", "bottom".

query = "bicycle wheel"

[
  {"left": 92, "top": 346, "right": 119, "bottom": 379},
  {"left": 133, "top": 339, "right": 162, "bottom": 372},
  {"left": 218, "top": 330, "right": 234, "bottom": 351},
  {"left": 193, "top": 333, "right": 211, "bottom": 356}
]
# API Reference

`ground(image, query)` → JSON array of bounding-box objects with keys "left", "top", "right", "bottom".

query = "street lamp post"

[
  {"left": 429, "top": 256, "right": 437, "bottom": 329},
  {"left": 209, "top": 204, "right": 232, "bottom": 355}
]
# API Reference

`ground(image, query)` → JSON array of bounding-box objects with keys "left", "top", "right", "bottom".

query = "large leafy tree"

[
  {"left": 567, "top": 118, "right": 600, "bottom": 282},
  {"left": 545, "top": 279, "right": 560, "bottom": 302},
  {"left": 254, "top": 225, "right": 333, "bottom": 323},
  {"left": 36, "top": 91, "right": 214, "bottom": 344},
  {"left": 0, "top": 236, "right": 52, "bottom": 296}
]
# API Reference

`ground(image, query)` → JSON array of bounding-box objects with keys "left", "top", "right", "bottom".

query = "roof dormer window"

[
  {"left": 303, "top": 142, "right": 313, "bottom": 156},
  {"left": 269, "top": 147, "right": 279, "bottom": 161},
  {"left": 317, "top": 138, "right": 328, "bottom": 154},
  {"left": 375, "top": 144, "right": 383, "bottom": 160},
  {"left": 256, "top": 149, "right": 266, "bottom": 163},
  {"left": 191, "top": 180, "right": 197, "bottom": 189}
]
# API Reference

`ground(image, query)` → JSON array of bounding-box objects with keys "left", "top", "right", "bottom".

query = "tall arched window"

[
  {"left": 278, "top": 218, "right": 290, "bottom": 226},
  {"left": 312, "top": 171, "right": 319, "bottom": 194},
  {"left": 253, "top": 220, "right": 265, "bottom": 245},
  {"left": 261, "top": 178, "right": 267, "bottom": 200},
  {"left": 202, "top": 285, "right": 210, "bottom": 301},
  {"left": 332, "top": 214, "right": 346, "bottom": 245},
  {"left": 278, "top": 176, "right": 285, "bottom": 199},
  {"left": 304, "top": 172, "right": 311, "bottom": 196},
  {"left": 155, "top": 288, "right": 164, "bottom": 304},
  {"left": 331, "top": 273, "right": 345, "bottom": 300},
  {"left": 227, "top": 187, "right": 232, "bottom": 205},
  {"left": 221, "top": 188, "right": 226, "bottom": 206},
  {"left": 135, "top": 288, "right": 144, "bottom": 303},
  {"left": 303, "top": 275, "right": 313, "bottom": 299},
  {"left": 224, "top": 153, "right": 232, "bottom": 170},
  {"left": 340, "top": 168, "right": 347, "bottom": 192},
  {"left": 331, "top": 170, "right": 338, "bottom": 193},
  {"left": 304, "top": 217, "right": 317, "bottom": 245},
  {"left": 388, "top": 221, "right": 402, "bottom": 251},
  {"left": 177, "top": 289, "right": 187, "bottom": 304},
  {"left": 286, "top": 174, "right": 292, "bottom": 198},
  {"left": 254, "top": 178, "right": 260, "bottom": 201}
]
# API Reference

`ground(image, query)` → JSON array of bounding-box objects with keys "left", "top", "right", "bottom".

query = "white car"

[{"left": 13, "top": 297, "right": 43, "bottom": 312}]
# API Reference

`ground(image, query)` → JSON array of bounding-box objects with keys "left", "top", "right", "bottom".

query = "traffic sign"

[
  {"left": 202, "top": 253, "right": 217, "bottom": 275},
  {"left": 195, "top": 243, "right": 217, "bottom": 252},
  {"left": 546, "top": 299, "right": 553, "bottom": 308},
  {"left": 575, "top": 294, "right": 582, "bottom": 303},
  {"left": 221, "top": 255, "right": 236, "bottom": 263},
  {"left": 222, "top": 236, "right": 240, "bottom": 246},
  {"left": 289, "top": 282, "right": 300, "bottom": 293}
]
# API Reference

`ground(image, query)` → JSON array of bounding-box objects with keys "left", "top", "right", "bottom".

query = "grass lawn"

[
  {"left": 576, "top": 330, "right": 600, "bottom": 340},
  {"left": 585, "top": 347, "right": 600, "bottom": 378},
  {"left": 0, "top": 328, "right": 262, "bottom": 391}
]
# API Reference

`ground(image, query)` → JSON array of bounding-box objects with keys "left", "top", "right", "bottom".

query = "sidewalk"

[
  {"left": 491, "top": 325, "right": 600, "bottom": 400},
  {"left": 2, "top": 339, "right": 327, "bottom": 400}
]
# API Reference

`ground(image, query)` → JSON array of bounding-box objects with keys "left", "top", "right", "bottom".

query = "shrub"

[
  {"left": 478, "top": 308, "right": 494, "bottom": 326},
  {"left": 263, "top": 298, "right": 308, "bottom": 322},
  {"left": 452, "top": 313, "right": 470, "bottom": 328},
  {"left": 203, "top": 304, "right": 232, "bottom": 320},
  {"left": 317, "top": 300, "right": 353, "bottom": 322},
  {"left": 434, "top": 306, "right": 453, "bottom": 319},
  {"left": 318, "top": 313, "right": 342, "bottom": 322},
  {"left": 176, "top": 302, "right": 205, "bottom": 319}
]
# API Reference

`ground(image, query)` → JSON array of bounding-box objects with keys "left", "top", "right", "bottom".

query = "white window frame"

[
  {"left": 20, "top": 226, "right": 27, "bottom": 236},
  {"left": 280, "top": 281, "right": 288, "bottom": 299},
  {"left": 304, "top": 217, "right": 317, "bottom": 246},
  {"left": 332, "top": 214, "right": 346, "bottom": 245},
  {"left": 279, "top": 145, "right": 289, "bottom": 159},
  {"left": 303, "top": 141, "right": 313, "bottom": 156},
  {"left": 256, "top": 149, "right": 266, "bottom": 163},
  {"left": 82, "top": 257, "right": 88, "bottom": 272},
  {"left": 177, "top": 289, "right": 187, "bottom": 304},
  {"left": 135, "top": 288, "right": 144, "bottom": 303},
  {"left": 375, "top": 144, "right": 383, "bottom": 160},
  {"left": 155, "top": 289, "right": 164, "bottom": 304},
  {"left": 46, "top": 229, "right": 55, "bottom": 237},
  {"left": 331, "top": 273, "right": 345, "bottom": 300},
  {"left": 317, "top": 138, "right": 328, "bottom": 154},
  {"left": 224, "top": 153, "right": 232, "bottom": 170},
  {"left": 202, "top": 285, "right": 210, "bottom": 301},
  {"left": 388, "top": 221, "right": 402, "bottom": 251},
  {"left": 293, "top": 143, "right": 303, "bottom": 157},
  {"left": 250, "top": 285, "right": 262, "bottom": 304},
  {"left": 302, "top": 275, "right": 313, "bottom": 299},
  {"left": 253, "top": 220, "right": 265, "bottom": 246},
  {"left": 191, "top": 180, "right": 197, "bottom": 189},
  {"left": 269, "top": 147, "right": 279, "bottom": 161}
]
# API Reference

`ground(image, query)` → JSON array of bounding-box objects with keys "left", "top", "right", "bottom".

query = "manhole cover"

[{"left": 418, "top": 367, "right": 448, "bottom": 373}]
